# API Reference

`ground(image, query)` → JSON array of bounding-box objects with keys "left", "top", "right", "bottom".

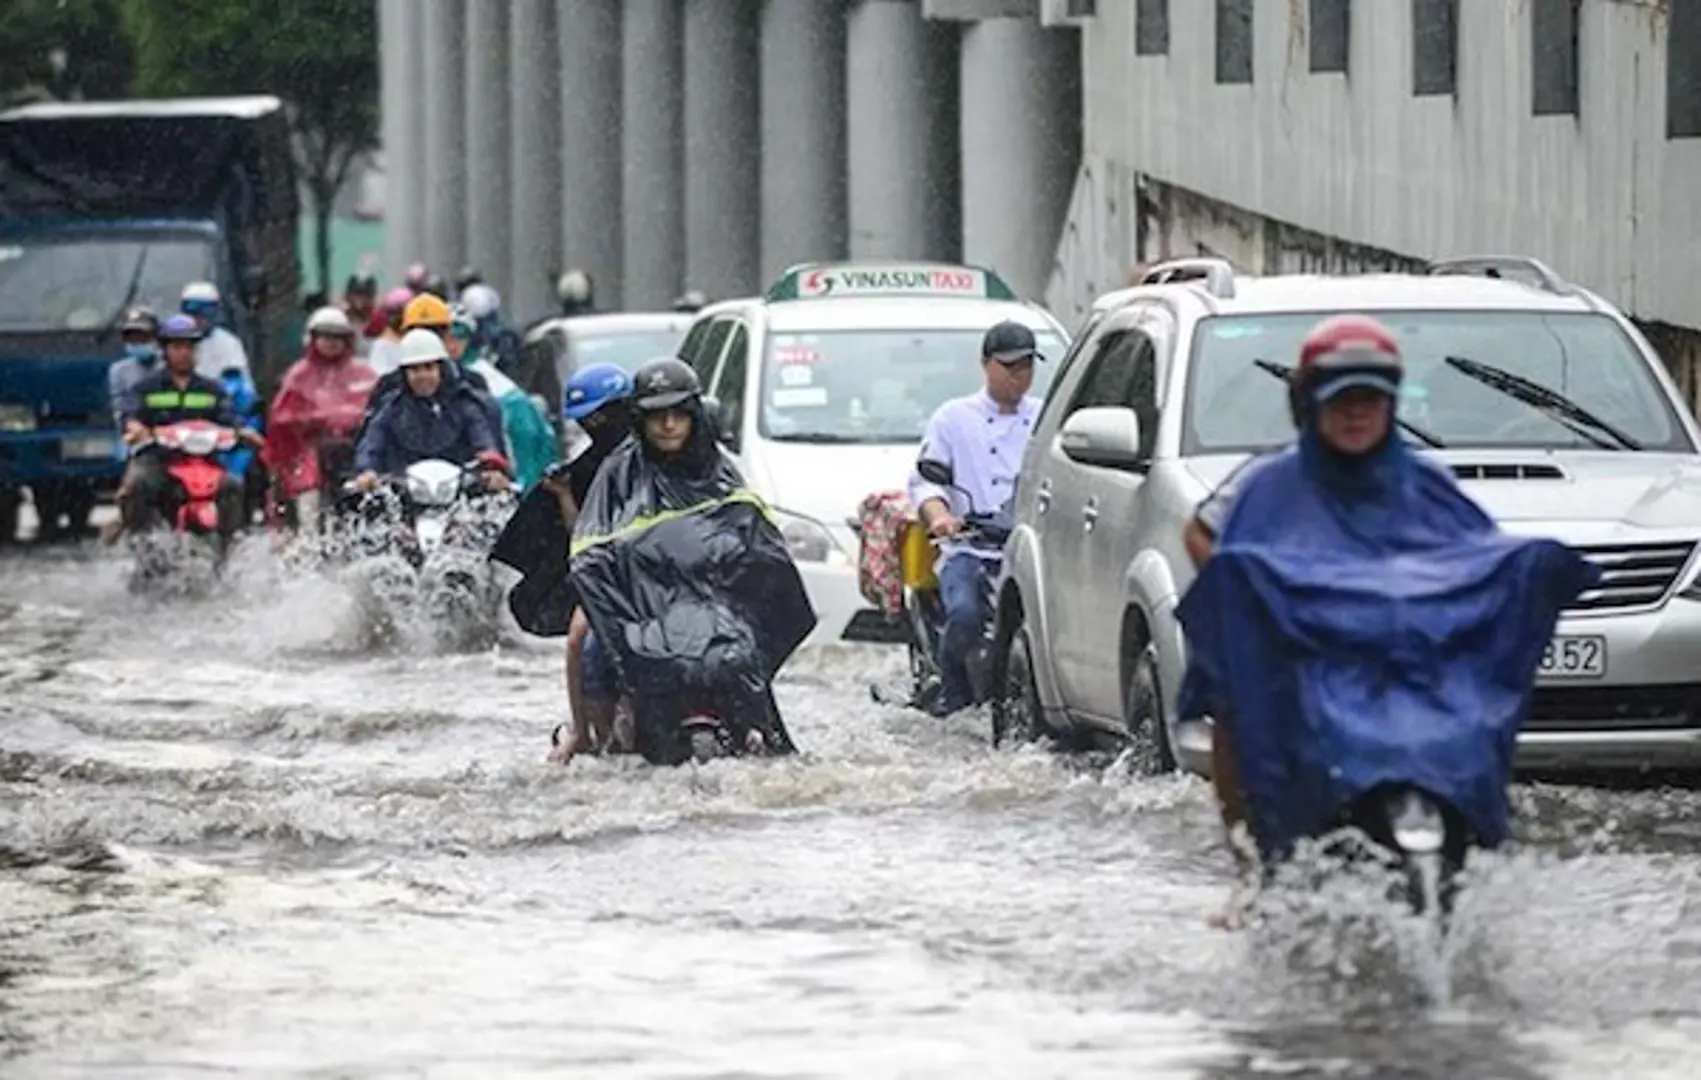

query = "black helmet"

[
  {"left": 344, "top": 272, "right": 377, "bottom": 297},
  {"left": 632, "top": 357, "right": 702, "bottom": 412},
  {"left": 455, "top": 264, "right": 483, "bottom": 292}
]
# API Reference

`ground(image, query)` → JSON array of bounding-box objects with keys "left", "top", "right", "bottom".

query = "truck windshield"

[
  {"left": 758, "top": 327, "right": 1064, "bottom": 443},
  {"left": 1182, "top": 310, "right": 1695, "bottom": 454},
  {"left": 0, "top": 234, "right": 216, "bottom": 334}
]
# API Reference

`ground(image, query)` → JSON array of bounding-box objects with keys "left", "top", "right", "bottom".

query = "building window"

[
  {"left": 1412, "top": 0, "right": 1457, "bottom": 97},
  {"left": 1531, "top": 0, "right": 1580, "bottom": 116},
  {"left": 1216, "top": 0, "right": 1253, "bottom": 85},
  {"left": 1136, "top": 0, "right": 1168, "bottom": 56},
  {"left": 1310, "top": 0, "right": 1350, "bottom": 74},
  {"left": 1670, "top": 0, "right": 1701, "bottom": 137}
]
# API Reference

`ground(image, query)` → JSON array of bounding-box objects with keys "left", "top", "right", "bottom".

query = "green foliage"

[{"left": 0, "top": 0, "right": 133, "bottom": 107}]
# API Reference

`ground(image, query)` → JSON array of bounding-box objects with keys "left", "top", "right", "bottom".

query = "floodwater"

[{"left": 3, "top": 542, "right": 1701, "bottom": 1079}]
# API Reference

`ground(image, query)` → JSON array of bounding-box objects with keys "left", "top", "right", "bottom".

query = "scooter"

[
  {"left": 868, "top": 458, "right": 1012, "bottom": 715},
  {"left": 1335, "top": 784, "right": 1468, "bottom": 920},
  {"left": 152, "top": 420, "right": 239, "bottom": 534}
]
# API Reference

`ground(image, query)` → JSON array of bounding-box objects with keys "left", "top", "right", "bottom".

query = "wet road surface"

[{"left": 2, "top": 543, "right": 1700, "bottom": 1078}]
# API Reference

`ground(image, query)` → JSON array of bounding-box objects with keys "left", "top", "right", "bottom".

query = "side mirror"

[
  {"left": 239, "top": 264, "right": 268, "bottom": 306},
  {"left": 1057, "top": 406, "right": 1145, "bottom": 470},
  {"left": 916, "top": 458, "right": 954, "bottom": 487}
]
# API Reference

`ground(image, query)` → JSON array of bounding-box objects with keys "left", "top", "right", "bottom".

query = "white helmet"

[
  {"left": 181, "top": 280, "right": 221, "bottom": 304},
  {"left": 556, "top": 269, "right": 591, "bottom": 304},
  {"left": 306, "top": 305, "right": 354, "bottom": 337},
  {"left": 397, "top": 327, "right": 449, "bottom": 367},
  {"left": 460, "top": 282, "right": 500, "bottom": 319}
]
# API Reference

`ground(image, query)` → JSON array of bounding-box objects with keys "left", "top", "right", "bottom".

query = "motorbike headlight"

[
  {"left": 773, "top": 508, "right": 848, "bottom": 566},
  {"left": 406, "top": 474, "right": 436, "bottom": 505},
  {"left": 0, "top": 403, "right": 35, "bottom": 432}
]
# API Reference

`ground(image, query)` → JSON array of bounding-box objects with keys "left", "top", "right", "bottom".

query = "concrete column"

[
  {"left": 960, "top": 18, "right": 1080, "bottom": 299},
  {"left": 558, "top": 0, "right": 624, "bottom": 311},
  {"left": 684, "top": 0, "right": 761, "bottom": 300},
  {"left": 378, "top": 0, "right": 424, "bottom": 285},
  {"left": 845, "top": 0, "right": 960, "bottom": 261},
  {"left": 464, "top": 0, "right": 512, "bottom": 298},
  {"left": 509, "top": 0, "right": 563, "bottom": 324},
  {"left": 420, "top": 0, "right": 468, "bottom": 280},
  {"left": 759, "top": 0, "right": 848, "bottom": 283},
  {"left": 621, "top": 0, "right": 686, "bottom": 310}
]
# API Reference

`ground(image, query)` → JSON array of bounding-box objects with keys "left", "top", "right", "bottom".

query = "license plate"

[
  {"left": 1539, "top": 634, "right": 1607, "bottom": 679},
  {"left": 61, "top": 436, "right": 119, "bottom": 460}
]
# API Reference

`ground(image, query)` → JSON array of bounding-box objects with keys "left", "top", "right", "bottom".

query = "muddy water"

[{"left": 2, "top": 544, "right": 1700, "bottom": 1078}]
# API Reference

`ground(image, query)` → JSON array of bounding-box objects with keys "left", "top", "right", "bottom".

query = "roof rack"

[
  {"left": 1139, "top": 257, "right": 1237, "bottom": 299},
  {"left": 1426, "top": 256, "right": 1573, "bottom": 296}
]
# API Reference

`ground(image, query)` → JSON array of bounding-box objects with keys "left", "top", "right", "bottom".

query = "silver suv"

[{"left": 995, "top": 255, "right": 1701, "bottom": 774}]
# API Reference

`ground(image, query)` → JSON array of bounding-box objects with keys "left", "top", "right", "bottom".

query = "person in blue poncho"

[{"left": 1176, "top": 314, "right": 1596, "bottom": 880}]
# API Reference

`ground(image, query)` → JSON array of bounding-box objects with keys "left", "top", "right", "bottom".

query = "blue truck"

[{"left": 0, "top": 96, "right": 300, "bottom": 542}]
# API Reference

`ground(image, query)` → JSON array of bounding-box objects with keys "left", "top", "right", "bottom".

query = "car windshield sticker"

[{"left": 771, "top": 386, "right": 829, "bottom": 409}]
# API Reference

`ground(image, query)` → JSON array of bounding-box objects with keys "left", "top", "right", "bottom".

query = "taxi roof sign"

[{"left": 764, "top": 262, "right": 1019, "bottom": 302}]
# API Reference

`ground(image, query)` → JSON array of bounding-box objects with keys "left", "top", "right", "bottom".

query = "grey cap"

[{"left": 982, "top": 320, "right": 1040, "bottom": 364}]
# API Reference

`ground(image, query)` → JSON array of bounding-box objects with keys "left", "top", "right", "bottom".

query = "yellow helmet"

[{"left": 401, "top": 292, "right": 452, "bottom": 331}]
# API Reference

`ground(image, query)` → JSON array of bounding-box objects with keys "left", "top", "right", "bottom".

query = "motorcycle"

[
  {"left": 867, "top": 458, "right": 1012, "bottom": 716},
  {"left": 1320, "top": 784, "right": 1468, "bottom": 921},
  {"left": 125, "top": 420, "right": 242, "bottom": 591}
]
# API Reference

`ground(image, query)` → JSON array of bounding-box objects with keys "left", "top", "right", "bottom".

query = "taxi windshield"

[
  {"left": 569, "top": 329, "right": 687, "bottom": 374},
  {"left": 758, "top": 327, "right": 1064, "bottom": 443},
  {"left": 1183, "top": 310, "right": 1693, "bottom": 454}
]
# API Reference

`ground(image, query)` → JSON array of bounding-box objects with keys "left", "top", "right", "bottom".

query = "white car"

[{"left": 678, "top": 261, "right": 1070, "bottom": 645}]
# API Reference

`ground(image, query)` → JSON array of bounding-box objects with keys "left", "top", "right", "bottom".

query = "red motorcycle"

[{"left": 150, "top": 420, "right": 239, "bottom": 533}]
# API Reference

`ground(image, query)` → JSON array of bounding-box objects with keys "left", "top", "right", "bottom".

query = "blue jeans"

[
  {"left": 937, "top": 555, "right": 993, "bottom": 710},
  {"left": 580, "top": 629, "right": 621, "bottom": 701}
]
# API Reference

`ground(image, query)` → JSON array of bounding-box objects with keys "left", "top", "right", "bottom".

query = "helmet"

[
  {"left": 459, "top": 283, "right": 499, "bottom": 320},
  {"left": 1291, "top": 314, "right": 1403, "bottom": 422},
  {"left": 423, "top": 274, "right": 449, "bottom": 299},
  {"left": 345, "top": 272, "right": 378, "bottom": 297},
  {"left": 157, "top": 314, "right": 204, "bottom": 342},
  {"left": 404, "top": 262, "right": 430, "bottom": 289},
  {"left": 402, "top": 292, "right": 452, "bottom": 331},
  {"left": 556, "top": 268, "right": 592, "bottom": 304},
  {"left": 454, "top": 265, "right": 483, "bottom": 292},
  {"left": 306, "top": 305, "right": 355, "bottom": 337},
  {"left": 381, "top": 286, "right": 415, "bottom": 313},
  {"left": 181, "top": 281, "right": 220, "bottom": 305},
  {"left": 448, "top": 303, "right": 477, "bottom": 338},
  {"left": 563, "top": 362, "right": 635, "bottom": 422},
  {"left": 631, "top": 357, "right": 701, "bottom": 412},
  {"left": 397, "top": 327, "right": 449, "bottom": 367},
  {"left": 121, "top": 305, "right": 159, "bottom": 336},
  {"left": 672, "top": 289, "right": 707, "bottom": 313}
]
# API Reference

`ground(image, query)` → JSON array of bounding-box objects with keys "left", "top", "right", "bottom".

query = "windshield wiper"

[
  {"left": 98, "top": 246, "right": 151, "bottom": 343},
  {"left": 1443, "top": 355, "right": 1642, "bottom": 451},
  {"left": 766, "top": 432, "right": 877, "bottom": 444},
  {"left": 1252, "top": 358, "right": 1447, "bottom": 448}
]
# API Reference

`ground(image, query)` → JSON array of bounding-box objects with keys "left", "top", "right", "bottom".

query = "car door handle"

[
  {"left": 1083, "top": 497, "right": 1100, "bottom": 531},
  {"left": 1035, "top": 478, "right": 1052, "bottom": 513}
]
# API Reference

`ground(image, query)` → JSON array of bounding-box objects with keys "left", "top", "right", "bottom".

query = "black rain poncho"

[{"left": 569, "top": 406, "right": 816, "bottom": 761}]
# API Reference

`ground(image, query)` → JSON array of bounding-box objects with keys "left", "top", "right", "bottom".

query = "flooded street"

[{"left": 4, "top": 544, "right": 1701, "bottom": 1078}]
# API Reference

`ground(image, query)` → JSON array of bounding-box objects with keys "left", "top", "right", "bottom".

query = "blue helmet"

[
  {"left": 157, "top": 313, "right": 204, "bottom": 342},
  {"left": 563, "top": 362, "right": 634, "bottom": 422}
]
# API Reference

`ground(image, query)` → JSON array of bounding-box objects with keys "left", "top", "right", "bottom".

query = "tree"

[
  {"left": 0, "top": 0, "right": 133, "bottom": 108},
  {"left": 122, "top": 0, "right": 378, "bottom": 295}
]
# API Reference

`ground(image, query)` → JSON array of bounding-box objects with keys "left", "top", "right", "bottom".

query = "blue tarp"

[{"left": 1177, "top": 437, "right": 1598, "bottom": 862}]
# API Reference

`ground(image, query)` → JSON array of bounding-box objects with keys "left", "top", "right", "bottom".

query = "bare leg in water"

[{"left": 551, "top": 607, "right": 619, "bottom": 762}]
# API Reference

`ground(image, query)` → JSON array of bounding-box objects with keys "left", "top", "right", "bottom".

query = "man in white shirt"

[{"left": 180, "top": 281, "right": 253, "bottom": 385}]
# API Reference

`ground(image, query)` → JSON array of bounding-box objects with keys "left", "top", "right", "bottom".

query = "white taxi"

[{"left": 679, "top": 261, "right": 1069, "bottom": 645}]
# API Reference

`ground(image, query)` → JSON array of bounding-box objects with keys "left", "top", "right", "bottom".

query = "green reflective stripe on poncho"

[{"left": 569, "top": 488, "right": 774, "bottom": 558}]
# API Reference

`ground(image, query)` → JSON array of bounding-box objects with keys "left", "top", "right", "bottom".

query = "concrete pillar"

[
  {"left": 622, "top": 0, "right": 686, "bottom": 310},
  {"left": 846, "top": 0, "right": 960, "bottom": 261},
  {"left": 759, "top": 0, "right": 848, "bottom": 283},
  {"left": 960, "top": 18, "right": 1080, "bottom": 299},
  {"left": 509, "top": 0, "right": 563, "bottom": 324},
  {"left": 420, "top": 0, "right": 468, "bottom": 280},
  {"left": 558, "top": 0, "right": 624, "bottom": 311},
  {"left": 464, "top": 0, "right": 512, "bottom": 299},
  {"left": 378, "top": 0, "right": 424, "bottom": 285},
  {"left": 684, "top": 0, "right": 761, "bottom": 300}
]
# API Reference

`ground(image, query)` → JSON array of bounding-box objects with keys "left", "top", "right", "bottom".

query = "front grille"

[
  {"left": 843, "top": 608, "right": 906, "bottom": 644},
  {"left": 1451, "top": 462, "right": 1566, "bottom": 481},
  {"left": 1526, "top": 683, "right": 1701, "bottom": 731},
  {"left": 1566, "top": 541, "right": 1696, "bottom": 613}
]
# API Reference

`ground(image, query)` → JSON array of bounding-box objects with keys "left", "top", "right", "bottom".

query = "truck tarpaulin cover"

[
  {"left": 1175, "top": 443, "right": 1598, "bottom": 863},
  {"left": 570, "top": 434, "right": 816, "bottom": 743},
  {"left": 0, "top": 105, "right": 296, "bottom": 223}
]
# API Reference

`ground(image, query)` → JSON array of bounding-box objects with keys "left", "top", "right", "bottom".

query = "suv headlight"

[
  {"left": 0, "top": 403, "right": 35, "bottom": 432},
  {"left": 773, "top": 508, "right": 848, "bottom": 565}
]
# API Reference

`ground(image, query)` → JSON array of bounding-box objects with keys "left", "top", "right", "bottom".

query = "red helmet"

[{"left": 1290, "top": 314, "right": 1402, "bottom": 421}]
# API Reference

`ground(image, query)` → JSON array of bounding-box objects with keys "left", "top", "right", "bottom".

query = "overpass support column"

[
  {"left": 622, "top": 0, "right": 686, "bottom": 310},
  {"left": 846, "top": 0, "right": 959, "bottom": 261},
  {"left": 558, "top": 0, "right": 625, "bottom": 310},
  {"left": 464, "top": 1, "right": 512, "bottom": 297},
  {"left": 379, "top": 0, "right": 425, "bottom": 283},
  {"left": 959, "top": 17, "right": 1079, "bottom": 299},
  {"left": 420, "top": 0, "right": 468, "bottom": 280},
  {"left": 508, "top": 0, "right": 563, "bottom": 324},
  {"left": 759, "top": 0, "right": 848, "bottom": 283},
  {"left": 684, "top": 0, "right": 762, "bottom": 301}
]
